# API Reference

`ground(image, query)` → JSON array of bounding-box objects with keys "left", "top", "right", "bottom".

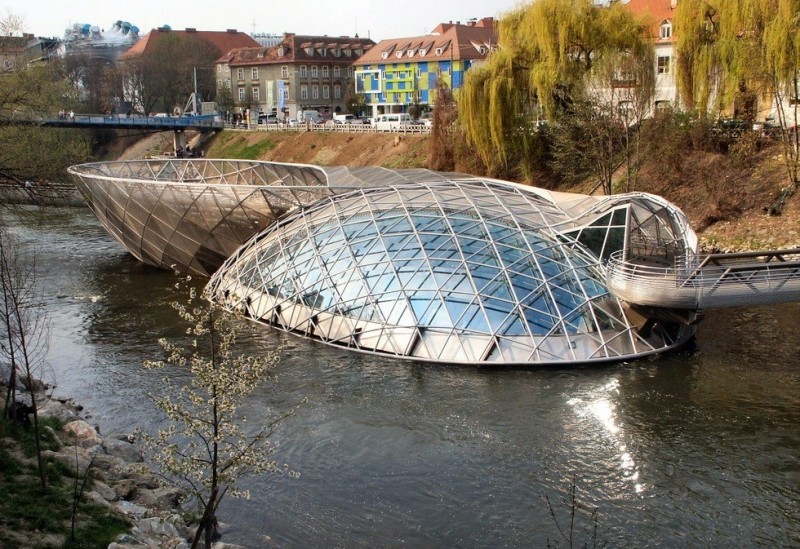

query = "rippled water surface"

[{"left": 4, "top": 206, "right": 799, "bottom": 547}]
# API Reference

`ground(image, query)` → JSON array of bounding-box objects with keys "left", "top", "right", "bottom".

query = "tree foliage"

[
  {"left": 460, "top": 0, "right": 652, "bottom": 180},
  {"left": 123, "top": 33, "right": 219, "bottom": 114},
  {"left": 0, "top": 25, "right": 91, "bottom": 184},
  {"left": 675, "top": 0, "right": 800, "bottom": 206},
  {"left": 141, "top": 281, "right": 298, "bottom": 549}
]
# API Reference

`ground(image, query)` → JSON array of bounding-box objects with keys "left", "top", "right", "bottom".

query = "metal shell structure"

[
  {"left": 207, "top": 180, "right": 698, "bottom": 365},
  {"left": 68, "top": 159, "right": 474, "bottom": 277},
  {"left": 68, "top": 159, "right": 331, "bottom": 276}
]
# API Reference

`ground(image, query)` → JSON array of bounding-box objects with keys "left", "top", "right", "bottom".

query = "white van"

[
  {"left": 333, "top": 113, "right": 355, "bottom": 124},
  {"left": 299, "top": 110, "right": 324, "bottom": 124},
  {"left": 375, "top": 113, "right": 411, "bottom": 131}
]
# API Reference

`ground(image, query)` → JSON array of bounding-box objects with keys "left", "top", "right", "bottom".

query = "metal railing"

[
  {"left": 605, "top": 248, "right": 800, "bottom": 309},
  {"left": 226, "top": 121, "right": 432, "bottom": 135}
]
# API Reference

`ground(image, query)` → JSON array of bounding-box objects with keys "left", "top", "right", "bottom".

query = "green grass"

[{"left": 209, "top": 133, "right": 276, "bottom": 159}]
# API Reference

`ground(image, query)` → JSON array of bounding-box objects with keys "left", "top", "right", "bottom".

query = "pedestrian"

[{"left": 69, "top": 110, "right": 75, "bottom": 121}]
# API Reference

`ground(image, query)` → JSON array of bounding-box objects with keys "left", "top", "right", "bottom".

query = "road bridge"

[{"left": 2, "top": 112, "right": 223, "bottom": 153}]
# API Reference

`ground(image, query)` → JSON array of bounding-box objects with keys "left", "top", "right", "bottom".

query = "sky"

[{"left": 3, "top": 0, "right": 525, "bottom": 42}]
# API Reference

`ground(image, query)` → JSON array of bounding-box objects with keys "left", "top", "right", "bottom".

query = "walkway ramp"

[{"left": 606, "top": 248, "right": 800, "bottom": 309}]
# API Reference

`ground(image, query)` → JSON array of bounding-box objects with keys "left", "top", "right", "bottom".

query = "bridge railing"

[
  {"left": 4, "top": 111, "right": 224, "bottom": 130},
  {"left": 605, "top": 248, "right": 800, "bottom": 309},
  {"left": 225, "top": 121, "right": 432, "bottom": 135}
]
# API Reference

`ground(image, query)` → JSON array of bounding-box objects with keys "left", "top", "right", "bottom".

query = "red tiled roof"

[
  {"left": 221, "top": 33, "right": 375, "bottom": 67},
  {"left": 624, "top": 0, "right": 678, "bottom": 42},
  {"left": 354, "top": 18, "right": 496, "bottom": 65},
  {"left": 120, "top": 28, "right": 259, "bottom": 61}
]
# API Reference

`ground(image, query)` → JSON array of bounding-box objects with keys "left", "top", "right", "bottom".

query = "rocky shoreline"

[
  {"left": 5, "top": 390, "right": 246, "bottom": 549},
  {"left": 32, "top": 396, "right": 193, "bottom": 548}
]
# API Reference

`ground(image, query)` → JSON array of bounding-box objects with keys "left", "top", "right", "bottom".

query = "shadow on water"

[{"left": 4, "top": 206, "right": 799, "bottom": 547}]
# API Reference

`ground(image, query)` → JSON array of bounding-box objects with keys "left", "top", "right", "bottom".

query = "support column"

[{"left": 173, "top": 130, "right": 187, "bottom": 157}]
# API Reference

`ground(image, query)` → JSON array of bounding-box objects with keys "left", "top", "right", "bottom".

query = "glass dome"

[{"left": 207, "top": 180, "right": 694, "bottom": 365}]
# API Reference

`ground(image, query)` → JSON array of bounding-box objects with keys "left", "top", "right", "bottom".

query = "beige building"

[{"left": 217, "top": 33, "right": 375, "bottom": 121}]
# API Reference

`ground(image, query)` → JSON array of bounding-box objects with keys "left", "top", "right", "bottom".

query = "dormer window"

[
  {"left": 334, "top": 48, "right": 340, "bottom": 57},
  {"left": 381, "top": 51, "right": 389, "bottom": 60},
  {"left": 478, "top": 46, "right": 486, "bottom": 55},
  {"left": 396, "top": 51, "right": 403, "bottom": 58},
  {"left": 277, "top": 47, "right": 285, "bottom": 57},
  {"left": 660, "top": 21, "right": 672, "bottom": 40},
  {"left": 435, "top": 47, "right": 444, "bottom": 55},
  {"left": 305, "top": 47, "right": 314, "bottom": 55},
  {"left": 419, "top": 48, "right": 427, "bottom": 56},
  {"left": 407, "top": 50, "right": 414, "bottom": 57}
]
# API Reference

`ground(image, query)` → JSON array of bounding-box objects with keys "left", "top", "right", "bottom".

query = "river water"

[{"left": 3, "top": 205, "right": 799, "bottom": 547}]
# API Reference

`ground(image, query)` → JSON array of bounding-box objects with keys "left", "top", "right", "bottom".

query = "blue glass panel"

[
  {"left": 499, "top": 314, "right": 527, "bottom": 336},
  {"left": 457, "top": 303, "right": 488, "bottom": 332},
  {"left": 480, "top": 276, "right": 514, "bottom": 302},
  {"left": 408, "top": 291, "right": 440, "bottom": 323},
  {"left": 377, "top": 216, "right": 414, "bottom": 235}
]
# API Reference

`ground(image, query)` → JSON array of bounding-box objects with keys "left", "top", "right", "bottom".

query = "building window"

[
  {"left": 348, "top": 67, "right": 354, "bottom": 78},
  {"left": 238, "top": 87, "right": 245, "bottom": 101},
  {"left": 237, "top": 68, "right": 244, "bottom": 80},
  {"left": 660, "top": 21, "right": 672, "bottom": 40},
  {"left": 322, "top": 65, "right": 329, "bottom": 78},
  {"left": 657, "top": 56, "right": 671, "bottom": 75},
  {"left": 282, "top": 88, "right": 289, "bottom": 101},
  {"left": 300, "top": 65, "right": 307, "bottom": 78},
  {"left": 300, "top": 84, "right": 308, "bottom": 99},
  {"left": 312, "top": 84, "right": 319, "bottom": 99},
  {"left": 281, "top": 65, "right": 289, "bottom": 78},
  {"left": 311, "top": 65, "right": 318, "bottom": 78},
  {"left": 323, "top": 85, "right": 330, "bottom": 99},
  {"left": 334, "top": 84, "right": 341, "bottom": 99},
  {"left": 333, "top": 65, "right": 341, "bottom": 77},
  {"left": 252, "top": 67, "right": 259, "bottom": 80},
  {"left": 252, "top": 86, "right": 260, "bottom": 101}
]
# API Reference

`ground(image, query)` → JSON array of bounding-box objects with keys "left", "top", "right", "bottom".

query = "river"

[{"left": 3, "top": 205, "right": 799, "bottom": 547}]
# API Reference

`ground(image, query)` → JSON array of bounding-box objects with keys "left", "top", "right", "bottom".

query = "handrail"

[{"left": 605, "top": 248, "right": 800, "bottom": 309}]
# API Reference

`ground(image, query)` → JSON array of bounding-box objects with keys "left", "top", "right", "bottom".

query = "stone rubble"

[{"left": 34, "top": 396, "right": 247, "bottom": 549}]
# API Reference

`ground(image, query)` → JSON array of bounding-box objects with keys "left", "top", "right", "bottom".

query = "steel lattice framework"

[{"left": 207, "top": 180, "right": 697, "bottom": 365}]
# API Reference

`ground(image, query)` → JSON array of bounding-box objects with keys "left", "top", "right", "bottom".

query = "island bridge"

[{"left": 606, "top": 247, "right": 800, "bottom": 310}]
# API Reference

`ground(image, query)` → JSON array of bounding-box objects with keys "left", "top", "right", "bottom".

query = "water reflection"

[{"left": 3, "top": 206, "right": 799, "bottom": 547}]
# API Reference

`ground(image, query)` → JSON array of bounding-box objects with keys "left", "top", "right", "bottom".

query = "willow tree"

[
  {"left": 674, "top": 1, "right": 723, "bottom": 114},
  {"left": 461, "top": 0, "right": 652, "bottom": 180},
  {"left": 675, "top": 0, "right": 800, "bottom": 208}
]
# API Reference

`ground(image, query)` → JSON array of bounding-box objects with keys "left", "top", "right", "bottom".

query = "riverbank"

[{"left": 0, "top": 382, "right": 198, "bottom": 548}]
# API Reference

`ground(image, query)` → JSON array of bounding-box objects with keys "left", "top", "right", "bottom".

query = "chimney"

[
  {"left": 671, "top": 0, "right": 677, "bottom": 8},
  {"left": 185, "top": 28, "right": 197, "bottom": 32},
  {"left": 226, "top": 29, "right": 238, "bottom": 33}
]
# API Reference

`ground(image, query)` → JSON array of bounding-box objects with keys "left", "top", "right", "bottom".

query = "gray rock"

[
  {"left": 43, "top": 446, "right": 93, "bottom": 474},
  {"left": 109, "top": 533, "right": 145, "bottom": 546},
  {"left": 38, "top": 399, "right": 79, "bottom": 422},
  {"left": 212, "top": 543, "right": 248, "bottom": 549},
  {"left": 114, "top": 500, "right": 150, "bottom": 520},
  {"left": 103, "top": 437, "right": 143, "bottom": 463},
  {"left": 63, "top": 420, "right": 101, "bottom": 447},
  {"left": 134, "top": 486, "right": 183, "bottom": 511},
  {"left": 135, "top": 517, "right": 181, "bottom": 539},
  {"left": 92, "top": 479, "right": 118, "bottom": 502},
  {"left": 113, "top": 478, "right": 138, "bottom": 500},
  {"left": 85, "top": 490, "right": 113, "bottom": 508}
]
